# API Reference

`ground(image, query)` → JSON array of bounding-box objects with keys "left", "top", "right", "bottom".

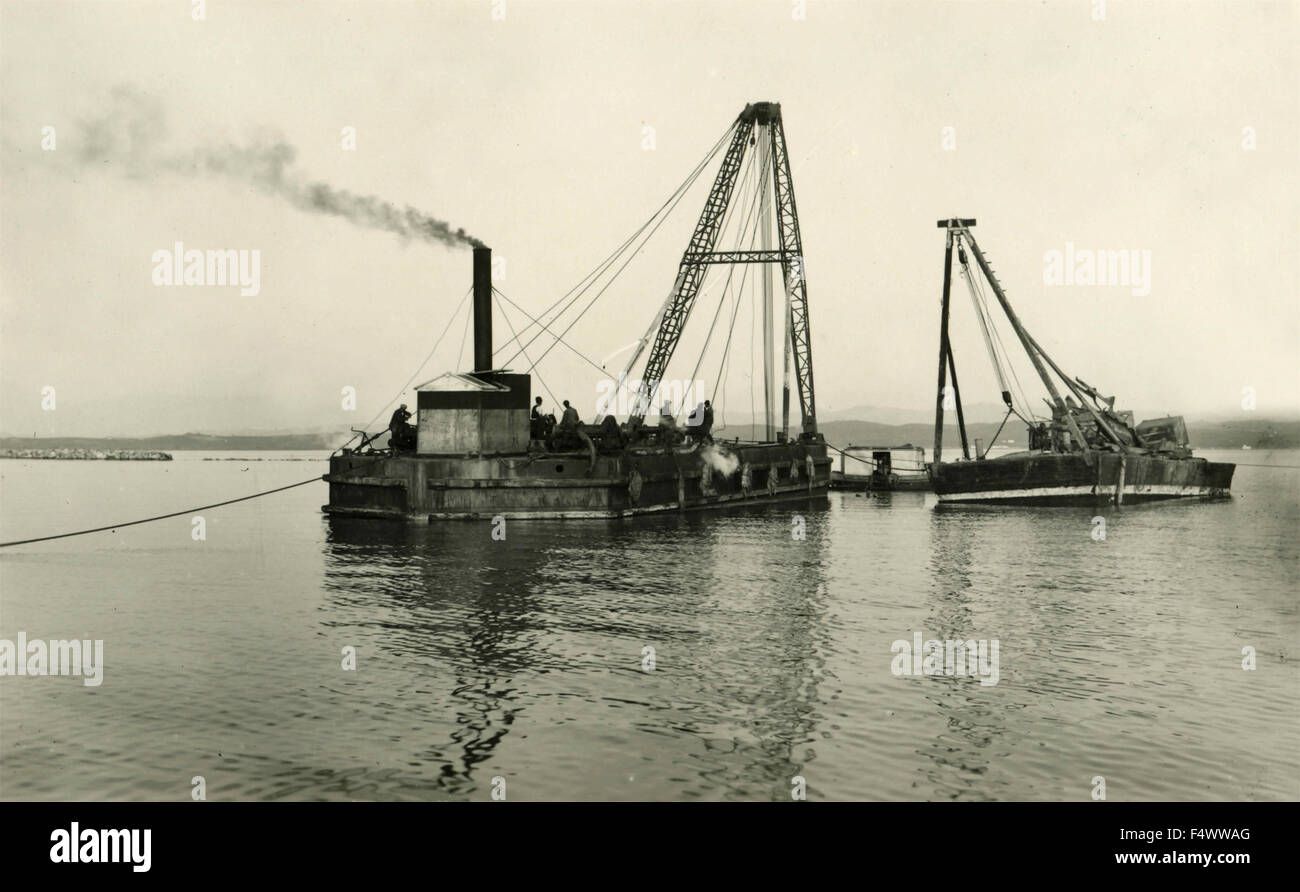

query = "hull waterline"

[{"left": 931, "top": 451, "right": 1234, "bottom": 506}]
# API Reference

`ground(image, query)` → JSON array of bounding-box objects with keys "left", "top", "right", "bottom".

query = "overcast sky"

[{"left": 2, "top": 0, "right": 1296, "bottom": 437}]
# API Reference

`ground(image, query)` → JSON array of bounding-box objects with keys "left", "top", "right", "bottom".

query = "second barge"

[{"left": 928, "top": 218, "right": 1234, "bottom": 506}]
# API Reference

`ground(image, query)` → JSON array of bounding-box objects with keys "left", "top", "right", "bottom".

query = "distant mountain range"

[
  {"left": 816, "top": 403, "right": 1013, "bottom": 425},
  {"left": 3, "top": 416, "right": 1297, "bottom": 451}
]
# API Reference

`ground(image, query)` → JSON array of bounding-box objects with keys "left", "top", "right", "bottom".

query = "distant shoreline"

[
  {"left": 2, "top": 418, "right": 1297, "bottom": 452},
  {"left": 0, "top": 448, "right": 172, "bottom": 461},
  {"left": 0, "top": 434, "right": 334, "bottom": 452}
]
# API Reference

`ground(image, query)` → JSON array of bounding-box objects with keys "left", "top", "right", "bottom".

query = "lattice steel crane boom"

[{"left": 631, "top": 102, "right": 819, "bottom": 438}]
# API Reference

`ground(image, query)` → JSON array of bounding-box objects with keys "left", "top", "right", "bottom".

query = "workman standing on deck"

[
  {"left": 560, "top": 400, "right": 580, "bottom": 430},
  {"left": 686, "top": 399, "right": 714, "bottom": 444},
  {"left": 389, "top": 404, "right": 415, "bottom": 451},
  {"left": 531, "top": 396, "right": 546, "bottom": 438}
]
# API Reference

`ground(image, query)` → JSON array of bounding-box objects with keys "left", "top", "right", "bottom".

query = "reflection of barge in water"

[
  {"left": 325, "top": 103, "right": 830, "bottom": 520},
  {"left": 929, "top": 219, "right": 1234, "bottom": 506}
]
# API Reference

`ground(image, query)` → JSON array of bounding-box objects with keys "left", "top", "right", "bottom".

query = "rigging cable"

[
  {"left": 456, "top": 290, "right": 474, "bottom": 370},
  {"left": 959, "top": 250, "right": 1012, "bottom": 403},
  {"left": 333, "top": 285, "right": 473, "bottom": 456},
  {"left": 675, "top": 142, "right": 766, "bottom": 422},
  {"left": 501, "top": 121, "right": 738, "bottom": 371},
  {"left": 960, "top": 244, "right": 1038, "bottom": 426},
  {"left": 493, "top": 290, "right": 560, "bottom": 409},
  {"left": 701, "top": 157, "right": 770, "bottom": 425},
  {"left": 524, "top": 138, "right": 729, "bottom": 376},
  {"left": 497, "top": 119, "right": 737, "bottom": 366},
  {"left": 492, "top": 285, "right": 608, "bottom": 378}
]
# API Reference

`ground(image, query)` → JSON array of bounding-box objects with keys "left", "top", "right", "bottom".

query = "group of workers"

[
  {"left": 535, "top": 396, "right": 715, "bottom": 449},
  {"left": 387, "top": 397, "right": 715, "bottom": 454}
]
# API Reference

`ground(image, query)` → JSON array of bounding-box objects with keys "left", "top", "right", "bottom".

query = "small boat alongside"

[
  {"left": 831, "top": 444, "right": 930, "bottom": 492},
  {"left": 928, "top": 219, "right": 1234, "bottom": 506}
]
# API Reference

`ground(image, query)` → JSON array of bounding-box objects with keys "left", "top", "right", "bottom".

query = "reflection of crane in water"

[
  {"left": 322, "top": 518, "right": 547, "bottom": 798},
  {"left": 668, "top": 506, "right": 832, "bottom": 799}
]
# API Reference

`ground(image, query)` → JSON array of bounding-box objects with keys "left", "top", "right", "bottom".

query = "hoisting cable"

[
  {"left": 690, "top": 156, "right": 768, "bottom": 424},
  {"left": 959, "top": 242, "right": 1038, "bottom": 427},
  {"left": 708, "top": 153, "right": 767, "bottom": 429},
  {"left": 493, "top": 290, "right": 560, "bottom": 409},
  {"left": 748, "top": 267, "right": 756, "bottom": 429},
  {"left": 493, "top": 285, "right": 607, "bottom": 377},
  {"left": 713, "top": 159, "right": 772, "bottom": 392},
  {"left": 675, "top": 144, "right": 766, "bottom": 423},
  {"left": 501, "top": 120, "right": 738, "bottom": 370},
  {"left": 958, "top": 242, "right": 1013, "bottom": 410},
  {"left": 975, "top": 271, "right": 1037, "bottom": 424},
  {"left": 823, "top": 442, "right": 879, "bottom": 470},
  {"left": 497, "top": 119, "right": 736, "bottom": 365},
  {"left": 524, "top": 138, "right": 727, "bottom": 376}
]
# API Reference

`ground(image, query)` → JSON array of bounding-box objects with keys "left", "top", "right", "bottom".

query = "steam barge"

[{"left": 324, "top": 103, "right": 830, "bottom": 520}]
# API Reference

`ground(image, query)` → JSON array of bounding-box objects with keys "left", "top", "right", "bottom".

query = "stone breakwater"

[{"left": 0, "top": 448, "right": 172, "bottom": 461}]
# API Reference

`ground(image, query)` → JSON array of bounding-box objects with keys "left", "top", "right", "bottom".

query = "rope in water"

[
  {"left": 0, "top": 476, "right": 323, "bottom": 548},
  {"left": 0, "top": 278, "right": 482, "bottom": 546}
]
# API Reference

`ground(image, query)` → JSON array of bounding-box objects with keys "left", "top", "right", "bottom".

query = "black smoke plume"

[{"left": 74, "top": 85, "right": 485, "bottom": 250}]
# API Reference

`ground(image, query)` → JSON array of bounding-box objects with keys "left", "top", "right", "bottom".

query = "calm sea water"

[{"left": 1, "top": 449, "right": 1296, "bottom": 801}]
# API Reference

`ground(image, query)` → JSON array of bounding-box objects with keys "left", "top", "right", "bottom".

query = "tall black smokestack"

[{"left": 473, "top": 246, "right": 492, "bottom": 373}]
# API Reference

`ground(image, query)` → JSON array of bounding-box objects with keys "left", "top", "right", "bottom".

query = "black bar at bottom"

[{"left": 3, "top": 801, "right": 1288, "bottom": 878}]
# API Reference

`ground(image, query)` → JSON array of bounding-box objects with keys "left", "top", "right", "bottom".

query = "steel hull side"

[
  {"left": 932, "top": 452, "right": 1234, "bottom": 505},
  {"left": 324, "top": 442, "right": 832, "bottom": 520}
]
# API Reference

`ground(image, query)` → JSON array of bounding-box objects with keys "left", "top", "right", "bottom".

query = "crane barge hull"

[{"left": 326, "top": 443, "right": 830, "bottom": 520}]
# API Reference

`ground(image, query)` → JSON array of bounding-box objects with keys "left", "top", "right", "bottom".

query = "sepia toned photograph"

[{"left": 0, "top": 0, "right": 1295, "bottom": 870}]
